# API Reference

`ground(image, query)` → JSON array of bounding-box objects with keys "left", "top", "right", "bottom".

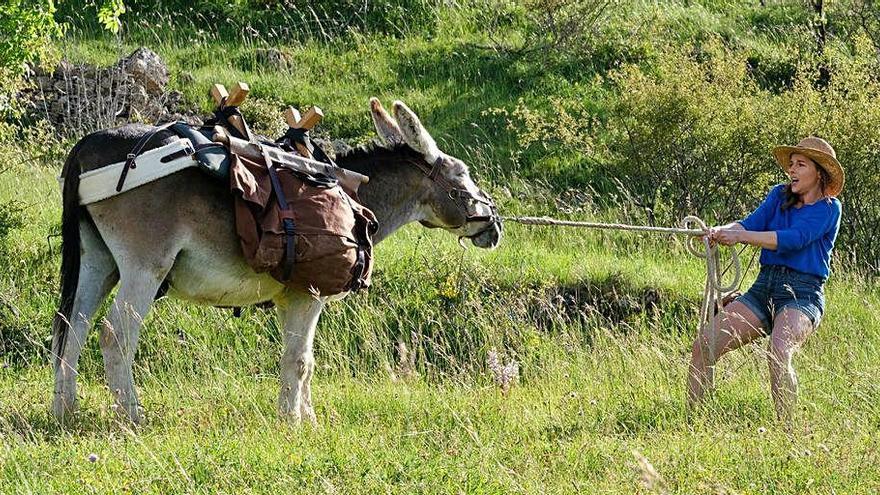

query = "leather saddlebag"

[{"left": 230, "top": 153, "right": 377, "bottom": 295}]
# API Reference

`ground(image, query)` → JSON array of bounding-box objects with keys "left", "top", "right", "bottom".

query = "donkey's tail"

[{"left": 52, "top": 139, "right": 86, "bottom": 368}]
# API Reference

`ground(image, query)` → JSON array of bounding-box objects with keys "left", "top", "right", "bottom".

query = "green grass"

[
  {"left": 4, "top": 0, "right": 880, "bottom": 492},
  {"left": 3, "top": 141, "right": 880, "bottom": 492},
  {"left": 3, "top": 347, "right": 880, "bottom": 494}
]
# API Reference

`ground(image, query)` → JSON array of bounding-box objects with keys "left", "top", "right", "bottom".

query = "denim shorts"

[{"left": 736, "top": 265, "right": 826, "bottom": 333}]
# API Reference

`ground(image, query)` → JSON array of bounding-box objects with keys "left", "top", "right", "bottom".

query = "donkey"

[{"left": 52, "top": 98, "right": 502, "bottom": 424}]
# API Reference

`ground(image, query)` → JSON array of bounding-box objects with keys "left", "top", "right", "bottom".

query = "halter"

[{"left": 413, "top": 155, "right": 501, "bottom": 240}]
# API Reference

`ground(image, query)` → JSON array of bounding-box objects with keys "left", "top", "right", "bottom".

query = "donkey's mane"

[{"left": 335, "top": 141, "right": 424, "bottom": 178}]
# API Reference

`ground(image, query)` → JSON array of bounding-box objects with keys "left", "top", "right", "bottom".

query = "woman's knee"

[{"left": 768, "top": 336, "right": 795, "bottom": 367}]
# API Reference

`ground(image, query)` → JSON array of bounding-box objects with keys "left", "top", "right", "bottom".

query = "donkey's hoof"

[
  {"left": 299, "top": 404, "right": 318, "bottom": 426},
  {"left": 279, "top": 410, "right": 302, "bottom": 424},
  {"left": 278, "top": 401, "right": 305, "bottom": 424}
]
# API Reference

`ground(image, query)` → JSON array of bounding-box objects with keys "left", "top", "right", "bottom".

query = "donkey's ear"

[
  {"left": 369, "top": 97, "right": 405, "bottom": 146},
  {"left": 392, "top": 100, "right": 442, "bottom": 163}
]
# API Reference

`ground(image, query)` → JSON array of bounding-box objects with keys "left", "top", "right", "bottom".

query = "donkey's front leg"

[
  {"left": 276, "top": 291, "right": 324, "bottom": 424},
  {"left": 99, "top": 269, "right": 166, "bottom": 424}
]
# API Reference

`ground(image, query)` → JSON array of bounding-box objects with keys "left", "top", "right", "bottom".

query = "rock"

[
  {"left": 19, "top": 48, "right": 214, "bottom": 135},
  {"left": 129, "top": 84, "right": 150, "bottom": 110},
  {"left": 120, "top": 47, "right": 169, "bottom": 94}
]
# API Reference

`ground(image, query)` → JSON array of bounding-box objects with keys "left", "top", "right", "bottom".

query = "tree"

[{"left": 0, "top": 0, "right": 64, "bottom": 116}]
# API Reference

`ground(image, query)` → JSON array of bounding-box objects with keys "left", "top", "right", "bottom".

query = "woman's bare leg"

[
  {"left": 688, "top": 301, "right": 766, "bottom": 406},
  {"left": 768, "top": 307, "right": 815, "bottom": 423}
]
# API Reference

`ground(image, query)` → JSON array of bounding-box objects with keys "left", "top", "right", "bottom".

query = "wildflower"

[
  {"left": 487, "top": 348, "right": 519, "bottom": 395},
  {"left": 88, "top": 453, "right": 99, "bottom": 463},
  {"left": 757, "top": 426, "right": 767, "bottom": 434}
]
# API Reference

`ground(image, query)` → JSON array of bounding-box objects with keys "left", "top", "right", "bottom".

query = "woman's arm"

[{"left": 711, "top": 223, "right": 778, "bottom": 250}]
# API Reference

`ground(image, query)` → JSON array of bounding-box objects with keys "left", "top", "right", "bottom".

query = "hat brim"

[{"left": 772, "top": 145, "right": 845, "bottom": 197}]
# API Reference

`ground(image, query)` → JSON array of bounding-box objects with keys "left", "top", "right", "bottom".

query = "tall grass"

[{"left": 2, "top": 135, "right": 880, "bottom": 492}]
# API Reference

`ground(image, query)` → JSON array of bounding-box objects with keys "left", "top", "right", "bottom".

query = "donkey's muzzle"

[{"left": 468, "top": 219, "right": 502, "bottom": 249}]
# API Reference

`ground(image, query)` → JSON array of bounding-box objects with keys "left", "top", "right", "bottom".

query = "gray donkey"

[{"left": 53, "top": 98, "right": 502, "bottom": 424}]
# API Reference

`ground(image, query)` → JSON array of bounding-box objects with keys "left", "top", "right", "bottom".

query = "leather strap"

[
  {"left": 277, "top": 127, "right": 339, "bottom": 169},
  {"left": 116, "top": 121, "right": 177, "bottom": 192},
  {"left": 262, "top": 146, "right": 296, "bottom": 282},
  {"left": 206, "top": 106, "right": 252, "bottom": 142},
  {"left": 159, "top": 141, "right": 195, "bottom": 163}
]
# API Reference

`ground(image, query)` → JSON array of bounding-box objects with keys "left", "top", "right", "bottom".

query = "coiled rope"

[{"left": 502, "top": 215, "right": 743, "bottom": 362}]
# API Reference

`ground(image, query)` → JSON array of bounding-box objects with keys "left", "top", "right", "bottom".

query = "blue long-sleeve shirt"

[{"left": 738, "top": 184, "right": 841, "bottom": 280}]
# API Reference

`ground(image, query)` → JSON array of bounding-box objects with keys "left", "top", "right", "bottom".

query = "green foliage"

[
  {"left": 96, "top": 0, "right": 126, "bottom": 34},
  {"left": 0, "top": 201, "right": 24, "bottom": 256},
  {"left": 496, "top": 34, "right": 880, "bottom": 271},
  {"left": 239, "top": 96, "right": 287, "bottom": 138},
  {"left": 74, "top": 0, "right": 442, "bottom": 41},
  {"left": 469, "top": 0, "right": 612, "bottom": 62},
  {"left": 0, "top": 0, "right": 63, "bottom": 115},
  {"left": 0, "top": 200, "right": 28, "bottom": 359},
  {"left": 781, "top": 35, "right": 880, "bottom": 273},
  {"left": 604, "top": 40, "right": 783, "bottom": 222}
]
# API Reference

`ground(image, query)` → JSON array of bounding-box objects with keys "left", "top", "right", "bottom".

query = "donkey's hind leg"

[
  {"left": 276, "top": 291, "right": 325, "bottom": 424},
  {"left": 53, "top": 220, "right": 118, "bottom": 421},
  {"left": 99, "top": 263, "right": 172, "bottom": 424}
]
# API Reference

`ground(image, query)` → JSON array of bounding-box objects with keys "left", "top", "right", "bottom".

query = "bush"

[
  {"left": 604, "top": 41, "right": 784, "bottom": 224},
  {"left": 469, "top": 0, "right": 612, "bottom": 63},
  {"left": 776, "top": 35, "right": 880, "bottom": 273},
  {"left": 0, "top": 0, "right": 63, "bottom": 117},
  {"left": 497, "top": 35, "right": 880, "bottom": 274}
]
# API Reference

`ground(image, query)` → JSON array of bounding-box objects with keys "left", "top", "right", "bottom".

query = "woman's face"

[{"left": 788, "top": 153, "right": 822, "bottom": 196}]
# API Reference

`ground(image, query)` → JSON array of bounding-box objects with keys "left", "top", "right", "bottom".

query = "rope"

[
  {"left": 502, "top": 214, "right": 744, "bottom": 363},
  {"left": 500, "top": 216, "right": 705, "bottom": 235}
]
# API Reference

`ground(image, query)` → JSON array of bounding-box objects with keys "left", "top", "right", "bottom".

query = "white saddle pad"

[{"left": 70, "top": 137, "right": 198, "bottom": 205}]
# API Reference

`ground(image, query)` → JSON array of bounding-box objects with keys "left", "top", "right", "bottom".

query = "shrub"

[
  {"left": 604, "top": 40, "right": 784, "bottom": 223},
  {"left": 0, "top": 0, "right": 63, "bottom": 117},
  {"left": 496, "top": 35, "right": 880, "bottom": 274},
  {"left": 774, "top": 35, "right": 880, "bottom": 273},
  {"left": 468, "top": 0, "right": 612, "bottom": 63}
]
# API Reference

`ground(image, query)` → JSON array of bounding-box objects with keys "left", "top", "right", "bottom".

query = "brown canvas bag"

[{"left": 230, "top": 153, "right": 377, "bottom": 296}]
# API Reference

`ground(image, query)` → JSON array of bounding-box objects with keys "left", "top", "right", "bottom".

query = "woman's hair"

[{"left": 781, "top": 164, "right": 832, "bottom": 210}]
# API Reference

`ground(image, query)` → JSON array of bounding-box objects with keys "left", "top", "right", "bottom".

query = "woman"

[{"left": 687, "top": 137, "right": 843, "bottom": 421}]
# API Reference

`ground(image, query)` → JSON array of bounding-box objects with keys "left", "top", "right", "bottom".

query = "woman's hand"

[{"left": 707, "top": 227, "right": 741, "bottom": 246}]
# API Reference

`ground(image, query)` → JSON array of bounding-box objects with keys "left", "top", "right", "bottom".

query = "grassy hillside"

[{"left": 3, "top": 0, "right": 880, "bottom": 492}]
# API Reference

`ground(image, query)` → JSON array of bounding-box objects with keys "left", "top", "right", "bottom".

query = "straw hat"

[{"left": 772, "top": 136, "right": 844, "bottom": 197}]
